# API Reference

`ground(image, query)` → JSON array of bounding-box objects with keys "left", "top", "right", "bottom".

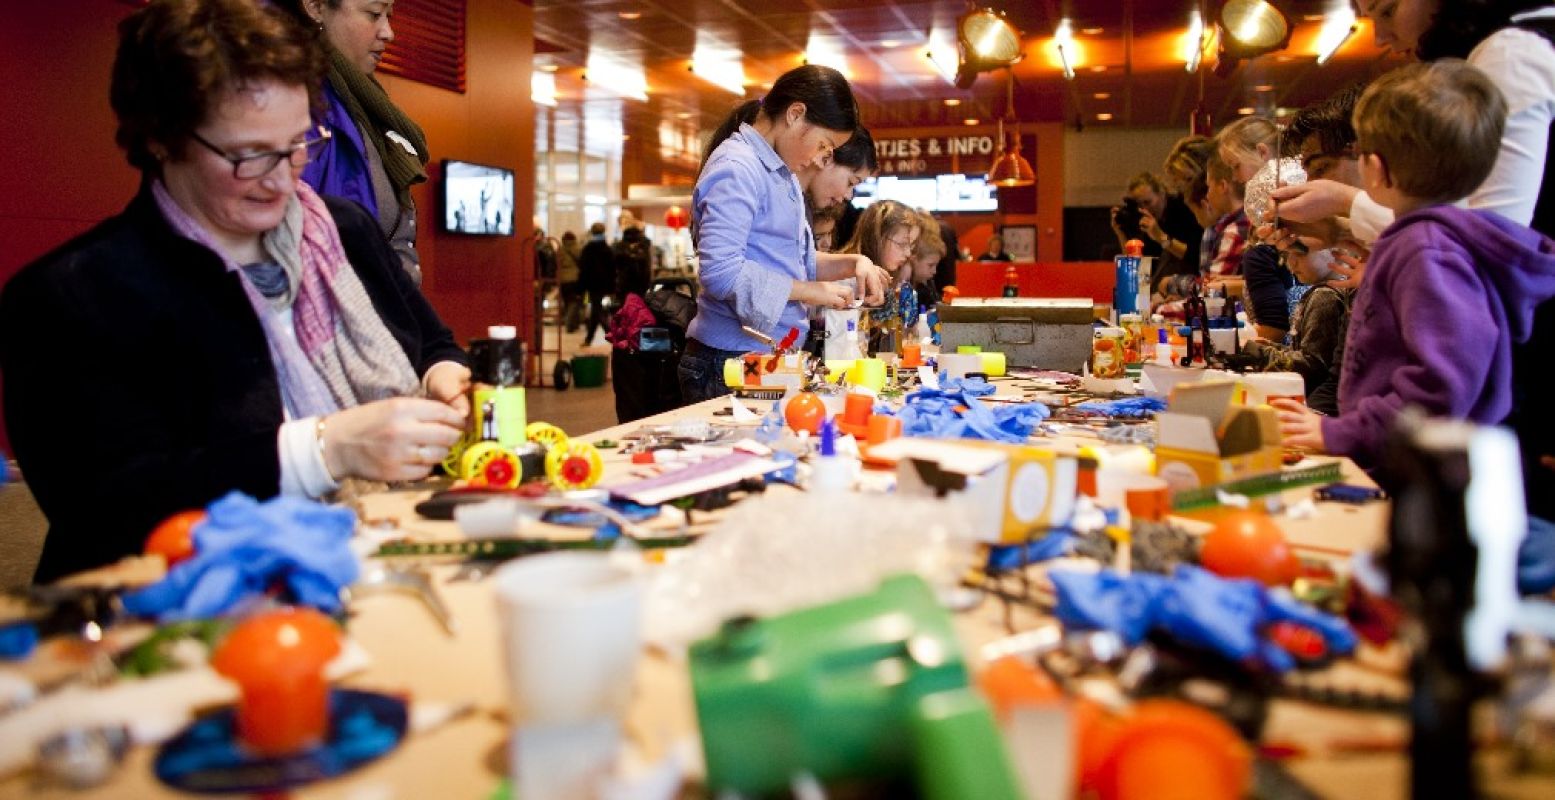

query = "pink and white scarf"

[{"left": 154, "top": 181, "right": 420, "bottom": 417}]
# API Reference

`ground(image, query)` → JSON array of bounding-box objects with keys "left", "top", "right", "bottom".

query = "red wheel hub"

[
  {"left": 561, "top": 455, "right": 591, "bottom": 484},
  {"left": 484, "top": 457, "right": 517, "bottom": 486}
]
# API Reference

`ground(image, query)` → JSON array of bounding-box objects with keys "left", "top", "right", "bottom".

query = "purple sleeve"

[
  {"left": 1321, "top": 248, "right": 1497, "bottom": 463},
  {"left": 302, "top": 86, "right": 379, "bottom": 218}
]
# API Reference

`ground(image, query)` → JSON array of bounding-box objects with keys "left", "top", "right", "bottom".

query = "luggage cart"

[{"left": 528, "top": 277, "right": 570, "bottom": 389}]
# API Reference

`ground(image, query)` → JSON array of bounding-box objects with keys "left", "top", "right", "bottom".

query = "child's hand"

[
  {"left": 1325, "top": 244, "right": 1369, "bottom": 288},
  {"left": 1272, "top": 398, "right": 1327, "bottom": 452}
]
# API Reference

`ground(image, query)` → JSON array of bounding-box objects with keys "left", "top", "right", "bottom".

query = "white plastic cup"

[{"left": 493, "top": 552, "right": 644, "bottom": 725}]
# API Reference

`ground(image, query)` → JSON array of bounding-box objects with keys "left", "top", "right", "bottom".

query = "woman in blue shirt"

[{"left": 680, "top": 65, "right": 891, "bottom": 403}]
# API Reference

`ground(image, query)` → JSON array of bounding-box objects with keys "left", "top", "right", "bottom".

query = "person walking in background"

[
  {"left": 557, "top": 231, "right": 583, "bottom": 332},
  {"left": 579, "top": 222, "right": 615, "bottom": 346}
]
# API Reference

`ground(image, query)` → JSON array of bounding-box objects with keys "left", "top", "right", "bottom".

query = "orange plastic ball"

[
  {"left": 144, "top": 509, "right": 206, "bottom": 567},
  {"left": 1199, "top": 510, "right": 1299, "bottom": 586},
  {"left": 211, "top": 608, "right": 343, "bottom": 756},
  {"left": 784, "top": 392, "right": 827, "bottom": 434}
]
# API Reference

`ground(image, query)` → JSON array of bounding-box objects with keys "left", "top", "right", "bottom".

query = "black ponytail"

[
  {"left": 833, "top": 126, "right": 877, "bottom": 172},
  {"left": 698, "top": 99, "right": 761, "bottom": 177},
  {"left": 697, "top": 64, "right": 859, "bottom": 177}
]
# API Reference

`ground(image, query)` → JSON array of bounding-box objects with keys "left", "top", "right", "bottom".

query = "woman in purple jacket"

[{"left": 274, "top": 0, "right": 429, "bottom": 285}]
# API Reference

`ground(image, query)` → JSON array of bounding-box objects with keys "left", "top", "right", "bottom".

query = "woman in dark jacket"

[{"left": 0, "top": 0, "right": 468, "bottom": 582}]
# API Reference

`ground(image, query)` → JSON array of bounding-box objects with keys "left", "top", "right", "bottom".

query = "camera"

[{"left": 1114, "top": 196, "right": 1145, "bottom": 238}]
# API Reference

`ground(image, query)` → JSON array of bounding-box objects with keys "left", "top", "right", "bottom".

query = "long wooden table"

[{"left": 3, "top": 391, "right": 1552, "bottom": 799}]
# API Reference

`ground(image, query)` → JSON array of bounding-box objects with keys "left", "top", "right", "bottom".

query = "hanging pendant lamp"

[{"left": 987, "top": 68, "right": 1035, "bottom": 187}]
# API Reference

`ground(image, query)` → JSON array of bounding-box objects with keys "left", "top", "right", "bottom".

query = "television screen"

[
  {"left": 442, "top": 160, "right": 515, "bottom": 235},
  {"left": 850, "top": 174, "right": 999, "bottom": 213}
]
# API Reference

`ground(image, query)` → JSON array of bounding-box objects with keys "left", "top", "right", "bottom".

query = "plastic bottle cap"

[
  {"left": 819, "top": 417, "right": 837, "bottom": 457},
  {"left": 487, "top": 325, "right": 517, "bottom": 339},
  {"left": 1157, "top": 328, "right": 1169, "bottom": 343},
  {"left": 1123, "top": 239, "right": 1144, "bottom": 256}
]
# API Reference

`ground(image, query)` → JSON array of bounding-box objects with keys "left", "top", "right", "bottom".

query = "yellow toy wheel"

[
  {"left": 443, "top": 431, "right": 475, "bottom": 475},
  {"left": 545, "top": 441, "right": 603, "bottom": 491},
  {"left": 461, "top": 441, "right": 522, "bottom": 488},
  {"left": 525, "top": 421, "right": 570, "bottom": 452}
]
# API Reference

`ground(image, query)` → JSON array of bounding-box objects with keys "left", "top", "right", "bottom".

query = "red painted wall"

[
  {"left": 953, "top": 261, "right": 1115, "bottom": 302},
  {"left": 0, "top": 0, "right": 535, "bottom": 450}
]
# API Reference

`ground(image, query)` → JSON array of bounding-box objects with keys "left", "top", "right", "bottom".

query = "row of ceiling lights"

[{"left": 539, "top": 3, "right": 1361, "bottom": 129}]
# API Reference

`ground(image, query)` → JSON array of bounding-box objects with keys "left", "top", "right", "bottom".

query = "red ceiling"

[{"left": 531, "top": 1, "right": 1404, "bottom": 136}]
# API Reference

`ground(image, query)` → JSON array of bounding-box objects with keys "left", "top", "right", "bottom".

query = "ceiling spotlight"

[
  {"left": 1096, "top": 113, "right": 1113, "bottom": 121},
  {"left": 1218, "top": 0, "right": 1293, "bottom": 60},
  {"left": 1081, "top": 27, "right": 1104, "bottom": 35},
  {"left": 1316, "top": 7, "right": 1359, "bottom": 65},
  {"left": 953, "top": 7, "right": 1024, "bottom": 89},
  {"left": 618, "top": 10, "right": 642, "bottom": 20},
  {"left": 676, "top": 112, "right": 693, "bottom": 119},
  {"left": 1184, "top": 8, "right": 1207, "bottom": 73},
  {"left": 1254, "top": 84, "right": 1273, "bottom": 91},
  {"left": 540, "top": 64, "right": 559, "bottom": 73},
  {"left": 881, "top": 39, "right": 901, "bottom": 48},
  {"left": 1054, "top": 18, "right": 1077, "bottom": 80},
  {"left": 1093, "top": 92, "right": 1111, "bottom": 99},
  {"left": 1090, "top": 65, "right": 1107, "bottom": 73},
  {"left": 1237, "top": 106, "right": 1256, "bottom": 115},
  {"left": 944, "top": 98, "right": 962, "bottom": 106},
  {"left": 964, "top": 118, "right": 981, "bottom": 125}
]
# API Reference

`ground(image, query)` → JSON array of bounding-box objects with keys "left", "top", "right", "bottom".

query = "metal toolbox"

[{"left": 936, "top": 298, "right": 1095, "bottom": 371}]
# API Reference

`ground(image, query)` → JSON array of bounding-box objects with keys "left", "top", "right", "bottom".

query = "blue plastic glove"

[
  {"left": 1050, "top": 565, "right": 1356, "bottom": 672},
  {"left": 897, "top": 382, "right": 1050, "bottom": 443},
  {"left": 1519, "top": 515, "right": 1555, "bottom": 595},
  {"left": 986, "top": 531, "right": 1081, "bottom": 571},
  {"left": 122, "top": 492, "right": 359, "bottom": 622},
  {"left": 1073, "top": 396, "right": 1167, "bottom": 419},
  {"left": 754, "top": 401, "right": 785, "bottom": 444}
]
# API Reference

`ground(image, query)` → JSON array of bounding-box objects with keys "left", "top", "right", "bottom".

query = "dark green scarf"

[{"left": 325, "top": 46, "right": 429, "bottom": 206}]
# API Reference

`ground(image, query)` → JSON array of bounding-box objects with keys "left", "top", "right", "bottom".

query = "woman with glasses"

[
  {"left": 272, "top": 0, "right": 429, "bottom": 285},
  {"left": 0, "top": 0, "right": 469, "bottom": 583}
]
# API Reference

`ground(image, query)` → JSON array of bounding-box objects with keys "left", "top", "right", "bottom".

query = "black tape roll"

[{"left": 469, "top": 337, "right": 525, "bottom": 387}]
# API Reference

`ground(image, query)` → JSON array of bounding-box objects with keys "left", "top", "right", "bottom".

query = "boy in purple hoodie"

[{"left": 1275, "top": 60, "right": 1555, "bottom": 491}]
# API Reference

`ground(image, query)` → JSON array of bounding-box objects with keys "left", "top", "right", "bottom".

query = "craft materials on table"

[{"left": 121, "top": 493, "right": 358, "bottom": 623}]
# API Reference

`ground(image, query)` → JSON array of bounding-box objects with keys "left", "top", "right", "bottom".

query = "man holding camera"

[{"left": 1110, "top": 172, "right": 1203, "bottom": 287}]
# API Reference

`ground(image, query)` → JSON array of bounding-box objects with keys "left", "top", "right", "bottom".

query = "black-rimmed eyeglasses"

[{"left": 189, "top": 126, "right": 332, "bottom": 180}]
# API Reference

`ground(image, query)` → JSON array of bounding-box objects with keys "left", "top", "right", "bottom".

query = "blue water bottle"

[{"left": 1113, "top": 239, "right": 1144, "bottom": 318}]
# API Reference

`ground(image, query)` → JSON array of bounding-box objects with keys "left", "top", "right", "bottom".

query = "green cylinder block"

[{"left": 690, "top": 574, "right": 1021, "bottom": 799}]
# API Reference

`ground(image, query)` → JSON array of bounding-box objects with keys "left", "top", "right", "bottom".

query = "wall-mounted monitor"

[
  {"left": 442, "top": 159, "right": 515, "bottom": 236},
  {"left": 850, "top": 174, "right": 999, "bottom": 213}
]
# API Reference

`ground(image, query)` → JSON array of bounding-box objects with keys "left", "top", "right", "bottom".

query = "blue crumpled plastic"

[
  {"left": 1520, "top": 514, "right": 1555, "bottom": 595},
  {"left": 754, "top": 400, "right": 786, "bottom": 444},
  {"left": 122, "top": 492, "right": 359, "bottom": 622},
  {"left": 1049, "top": 564, "right": 1357, "bottom": 672},
  {"left": 1072, "top": 396, "right": 1167, "bottom": 419},
  {"left": 986, "top": 531, "right": 1079, "bottom": 570},
  {"left": 893, "top": 379, "right": 1050, "bottom": 443}
]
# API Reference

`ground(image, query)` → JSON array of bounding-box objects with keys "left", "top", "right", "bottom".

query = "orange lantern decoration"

[{"left": 664, "top": 205, "right": 689, "bottom": 231}]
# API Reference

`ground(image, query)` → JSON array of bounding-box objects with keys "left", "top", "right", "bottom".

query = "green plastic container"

[{"left": 571, "top": 354, "right": 608, "bottom": 387}]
